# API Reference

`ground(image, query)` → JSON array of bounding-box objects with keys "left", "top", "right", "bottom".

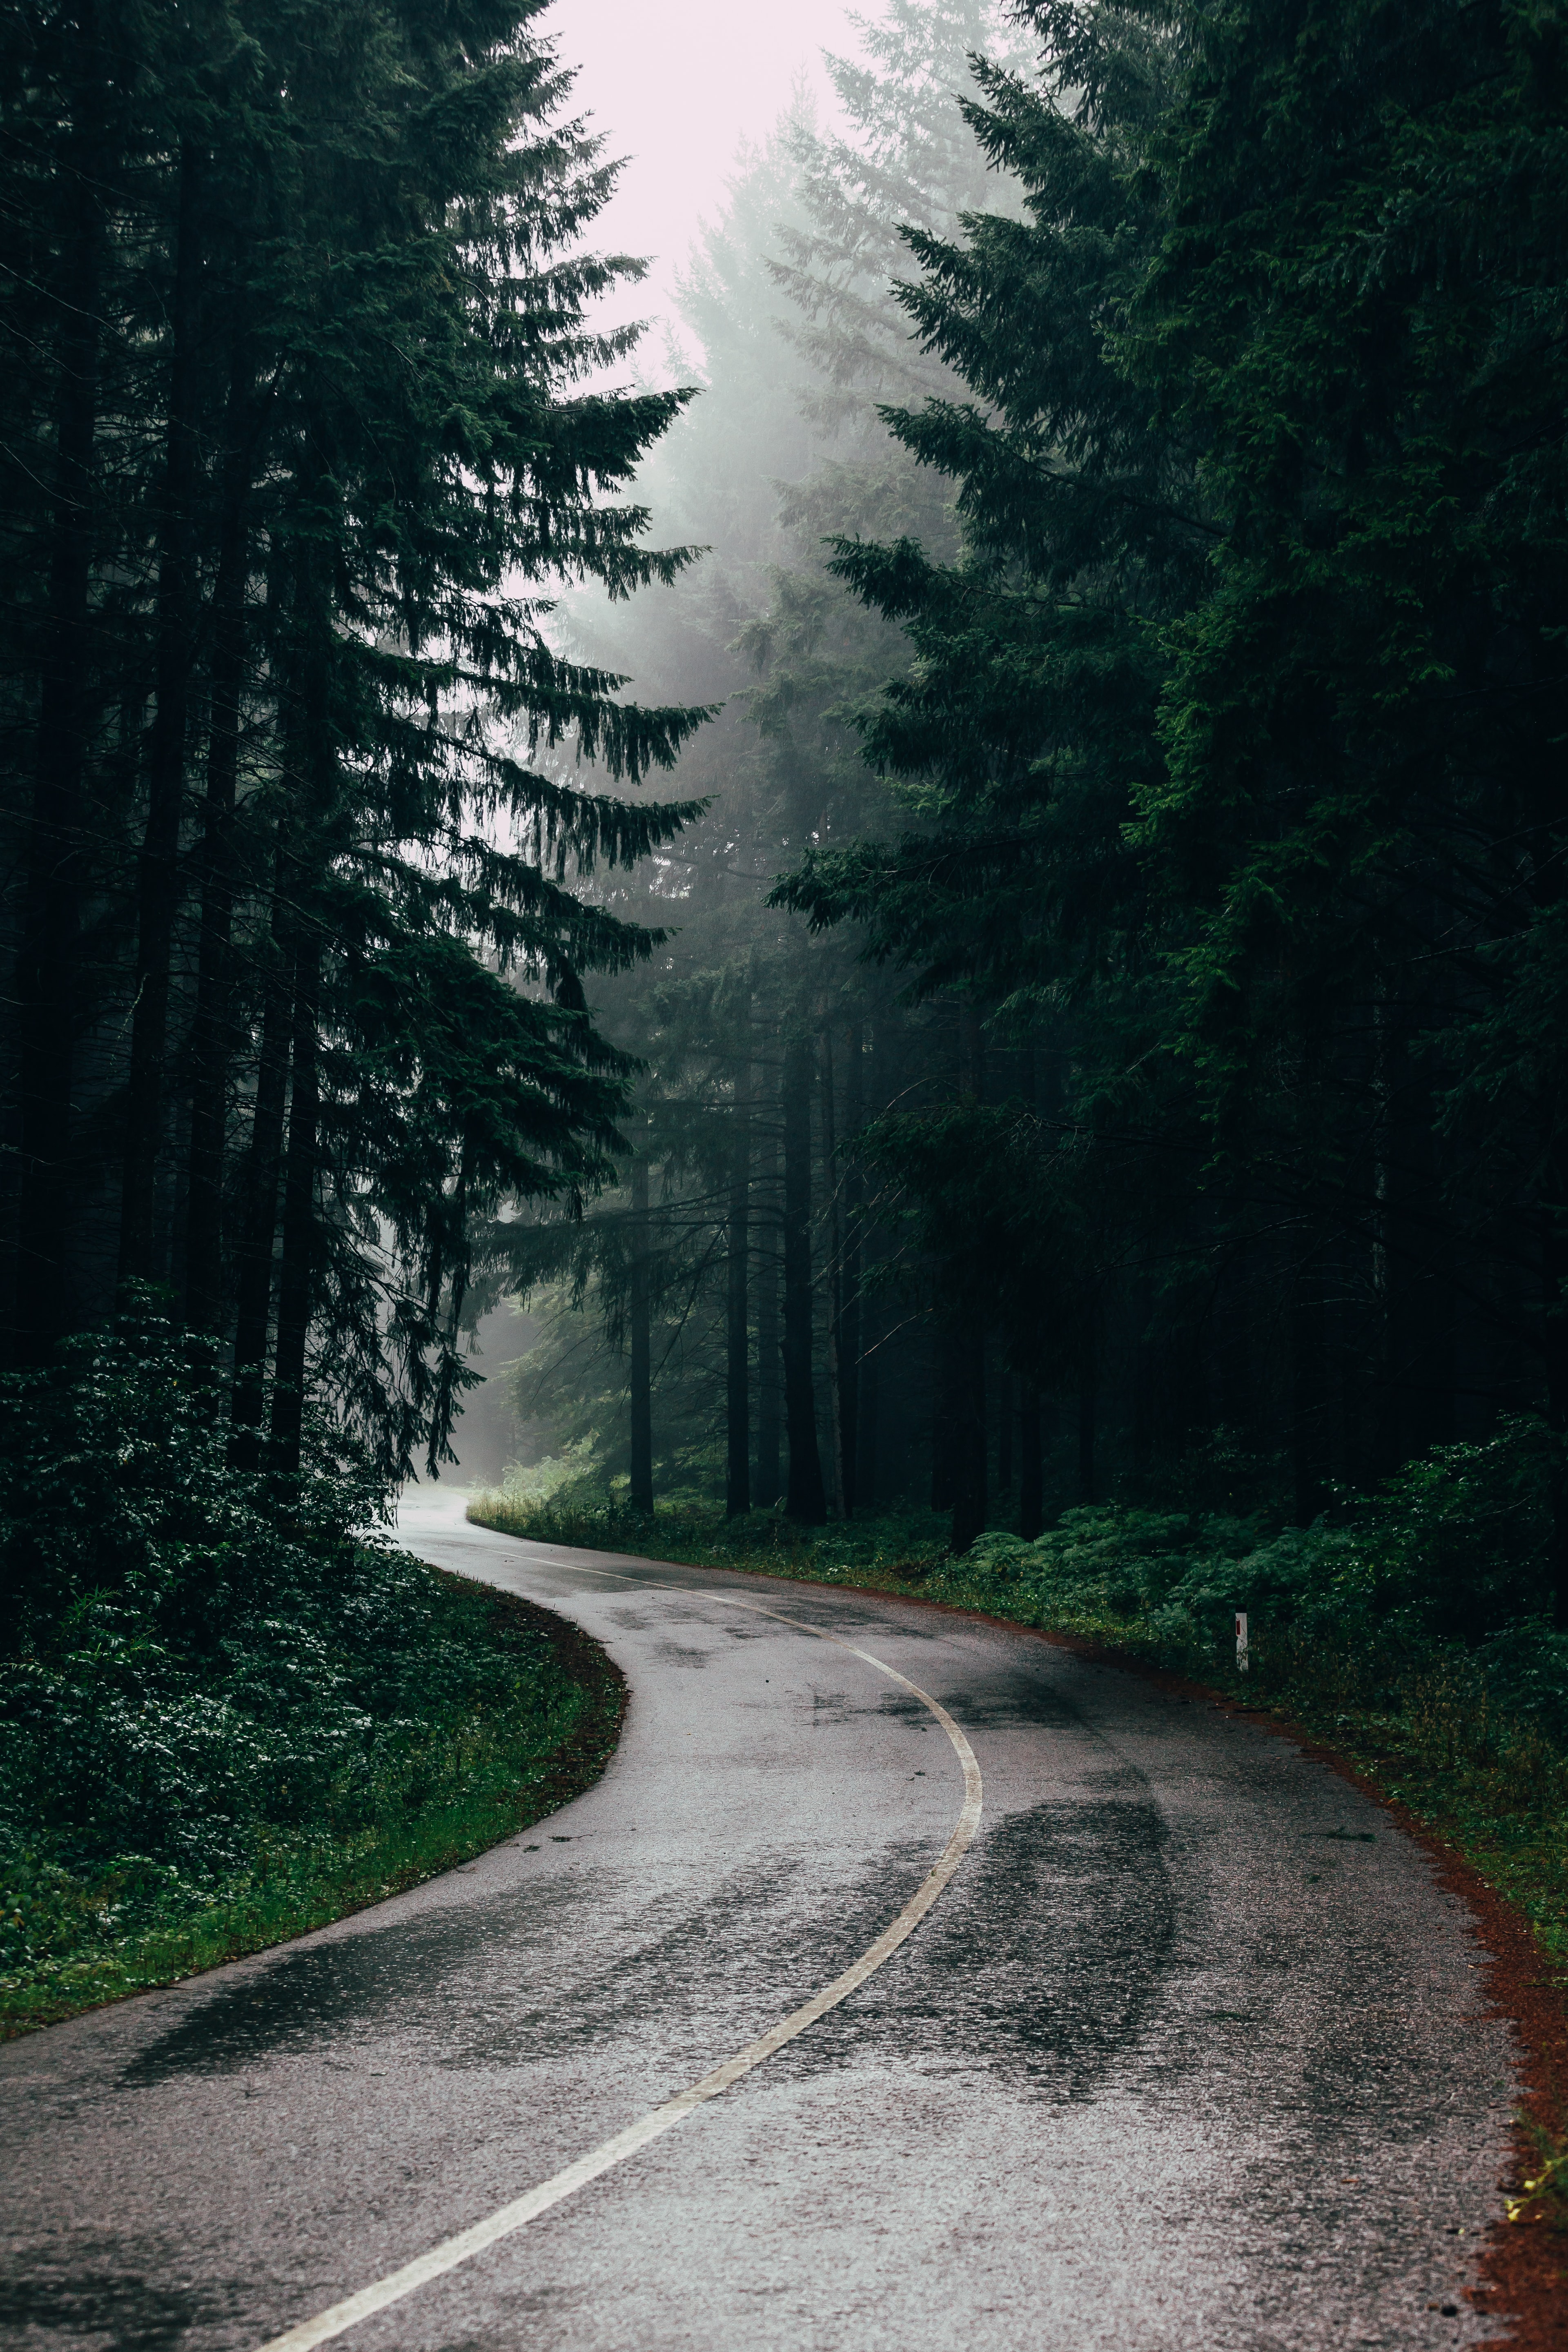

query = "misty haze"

[{"left": 2, "top": 3, "right": 1564, "bottom": 2346}]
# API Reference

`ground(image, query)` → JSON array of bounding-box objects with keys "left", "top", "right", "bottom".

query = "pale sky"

[{"left": 547, "top": 0, "right": 864, "bottom": 359}]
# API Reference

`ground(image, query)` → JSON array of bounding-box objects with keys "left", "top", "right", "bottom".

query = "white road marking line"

[{"left": 256, "top": 1564, "right": 982, "bottom": 2352}]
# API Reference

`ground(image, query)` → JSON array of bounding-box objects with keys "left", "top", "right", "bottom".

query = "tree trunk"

[
  {"left": 628, "top": 1156, "right": 653, "bottom": 1513},
  {"left": 931, "top": 1333, "right": 955, "bottom": 1511},
  {"left": 1291, "top": 1239, "right": 1330, "bottom": 1524},
  {"left": 120, "top": 141, "right": 204, "bottom": 1284},
  {"left": 948, "top": 996, "right": 988, "bottom": 1548},
  {"left": 1541, "top": 1133, "right": 1568, "bottom": 1629},
  {"left": 754, "top": 1113, "right": 782, "bottom": 1508},
  {"left": 1077, "top": 1383, "right": 1097, "bottom": 1504},
  {"left": 229, "top": 888, "right": 293, "bottom": 1467},
  {"left": 269, "top": 933, "right": 321, "bottom": 1476},
  {"left": 821, "top": 1027, "right": 846, "bottom": 1517},
  {"left": 1018, "top": 1385, "right": 1044, "bottom": 1538},
  {"left": 782, "top": 1031, "right": 826, "bottom": 1523},
  {"left": 857, "top": 1316, "right": 879, "bottom": 1512},
  {"left": 726, "top": 1044, "right": 751, "bottom": 1518},
  {"left": 949, "top": 1320, "right": 987, "bottom": 1552},
  {"left": 997, "top": 1369, "right": 1014, "bottom": 1494},
  {"left": 182, "top": 401, "right": 252, "bottom": 1331},
  {"left": 838, "top": 1019, "right": 863, "bottom": 1513},
  {"left": 13, "top": 14, "right": 105, "bottom": 1359}
]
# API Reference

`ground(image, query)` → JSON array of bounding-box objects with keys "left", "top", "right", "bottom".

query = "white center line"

[{"left": 256, "top": 1561, "right": 982, "bottom": 2352}]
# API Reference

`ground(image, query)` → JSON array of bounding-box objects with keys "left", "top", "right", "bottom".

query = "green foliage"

[
  {"left": 759, "top": 0, "right": 1568, "bottom": 1577},
  {"left": 0, "top": 1310, "right": 596, "bottom": 2027},
  {"left": 961, "top": 1419, "right": 1564, "bottom": 1657},
  {"left": 0, "top": 0, "right": 711, "bottom": 1479}
]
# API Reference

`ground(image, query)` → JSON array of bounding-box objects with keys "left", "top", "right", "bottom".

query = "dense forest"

[
  {"left": 4, "top": 0, "right": 1568, "bottom": 1632},
  {"left": 483, "top": 0, "right": 1568, "bottom": 1641}
]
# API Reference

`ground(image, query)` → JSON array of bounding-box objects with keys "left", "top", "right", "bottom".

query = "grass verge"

[{"left": 0, "top": 1565, "right": 624, "bottom": 2039}]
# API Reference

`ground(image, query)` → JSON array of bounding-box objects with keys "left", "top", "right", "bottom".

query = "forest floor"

[
  {"left": 469, "top": 1489, "right": 1568, "bottom": 2254},
  {"left": 0, "top": 1570, "right": 625, "bottom": 2039}
]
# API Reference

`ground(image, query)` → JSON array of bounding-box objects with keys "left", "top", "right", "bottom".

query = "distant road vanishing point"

[{"left": 0, "top": 1492, "right": 1514, "bottom": 2351}]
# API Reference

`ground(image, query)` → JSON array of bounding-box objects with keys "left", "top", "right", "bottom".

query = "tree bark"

[
  {"left": 857, "top": 1317, "right": 879, "bottom": 1512},
  {"left": 821, "top": 1027, "right": 846, "bottom": 1517},
  {"left": 949, "top": 1320, "right": 987, "bottom": 1552},
  {"left": 182, "top": 394, "right": 253, "bottom": 1331},
  {"left": 725, "top": 1042, "right": 751, "bottom": 1518},
  {"left": 269, "top": 932, "right": 321, "bottom": 1476},
  {"left": 628, "top": 1156, "right": 653, "bottom": 1513},
  {"left": 838, "top": 1019, "right": 863, "bottom": 1513},
  {"left": 1077, "top": 1383, "right": 1097, "bottom": 1505},
  {"left": 120, "top": 140, "right": 205, "bottom": 1284},
  {"left": 1018, "top": 1384, "right": 1044, "bottom": 1538},
  {"left": 1291, "top": 1239, "right": 1331, "bottom": 1524},
  {"left": 948, "top": 996, "right": 988, "bottom": 1548},
  {"left": 782, "top": 1031, "right": 826, "bottom": 1523},
  {"left": 229, "top": 881, "right": 293, "bottom": 1467},
  {"left": 753, "top": 1111, "right": 782, "bottom": 1508},
  {"left": 931, "top": 1334, "right": 955, "bottom": 1511},
  {"left": 13, "top": 10, "right": 105, "bottom": 1359},
  {"left": 1540, "top": 1134, "right": 1568, "bottom": 1628}
]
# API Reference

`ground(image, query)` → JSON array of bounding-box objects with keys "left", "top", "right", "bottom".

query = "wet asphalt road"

[{"left": 0, "top": 1494, "right": 1519, "bottom": 2352}]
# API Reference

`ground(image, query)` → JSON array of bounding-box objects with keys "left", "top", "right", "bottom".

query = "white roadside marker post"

[{"left": 1235, "top": 1609, "right": 1249, "bottom": 1676}]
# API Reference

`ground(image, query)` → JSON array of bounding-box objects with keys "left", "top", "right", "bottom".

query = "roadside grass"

[
  {"left": 467, "top": 1488, "right": 1568, "bottom": 1988},
  {"left": 0, "top": 1569, "right": 624, "bottom": 2038},
  {"left": 1508, "top": 2119, "right": 1568, "bottom": 2230}
]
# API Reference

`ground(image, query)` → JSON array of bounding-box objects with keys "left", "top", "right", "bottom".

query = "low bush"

[{"left": 0, "top": 1307, "right": 604, "bottom": 2031}]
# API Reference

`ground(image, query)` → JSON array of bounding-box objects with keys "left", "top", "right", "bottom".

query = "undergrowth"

[{"left": 0, "top": 1308, "right": 617, "bottom": 2035}]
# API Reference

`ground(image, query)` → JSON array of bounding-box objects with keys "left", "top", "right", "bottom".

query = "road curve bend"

[{"left": 0, "top": 1494, "right": 1517, "bottom": 2352}]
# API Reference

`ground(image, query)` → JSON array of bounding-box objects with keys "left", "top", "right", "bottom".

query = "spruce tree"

[{"left": 0, "top": 0, "right": 711, "bottom": 1484}]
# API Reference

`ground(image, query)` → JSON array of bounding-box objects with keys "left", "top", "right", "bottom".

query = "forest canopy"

[{"left": 4, "top": 0, "right": 1568, "bottom": 1639}]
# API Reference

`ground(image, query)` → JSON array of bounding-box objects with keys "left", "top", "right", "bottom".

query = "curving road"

[{"left": 0, "top": 1495, "right": 1517, "bottom": 2351}]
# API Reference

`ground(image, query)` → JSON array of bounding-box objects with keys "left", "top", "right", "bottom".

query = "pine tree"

[{"left": 0, "top": 0, "right": 711, "bottom": 1485}]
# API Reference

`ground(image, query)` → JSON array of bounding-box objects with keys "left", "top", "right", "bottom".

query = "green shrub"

[{"left": 0, "top": 1306, "right": 592, "bottom": 2019}]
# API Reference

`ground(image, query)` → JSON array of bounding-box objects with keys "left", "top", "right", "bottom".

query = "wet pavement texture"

[{"left": 0, "top": 1495, "right": 1517, "bottom": 2350}]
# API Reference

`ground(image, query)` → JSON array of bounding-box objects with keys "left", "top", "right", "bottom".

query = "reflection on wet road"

[{"left": 0, "top": 1496, "right": 1516, "bottom": 2351}]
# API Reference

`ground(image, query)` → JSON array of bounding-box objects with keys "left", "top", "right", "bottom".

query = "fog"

[{"left": 548, "top": 0, "right": 862, "bottom": 361}]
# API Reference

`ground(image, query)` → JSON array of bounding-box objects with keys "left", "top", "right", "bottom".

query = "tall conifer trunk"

[
  {"left": 821, "top": 1028, "right": 846, "bottom": 1517},
  {"left": 1018, "top": 1385, "right": 1043, "bottom": 1538},
  {"left": 183, "top": 403, "right": 253, "bottom": 1331},
  {"left": 837, "top": 1019, "right": 863, "bottom": 1513},
  {"left": 120, "top": 141, "right": 204, "bottom": 1283},
  {"left": 949, "top": 1327, "right": 987, "bottom": 1550},
  {"left": 725, "top": 1040, "right": 751, "bottom": 1517},
  {"left": 1540, "top": 1130, "right": 1568, "bottom": 1630},
  {"left": 857, "top": 1321, "right": 878, "bottom": 1512},
  {"left": 931, "top": 1342, "right": 955, "bottom": 1512},
  {"left": 753, "top": 1111, "right": 782, "bottom": 1508},
  {"left": 628, "top": 1157, "right": 653, "bottom": 1512},
  {"left": 1077, "top": 1383, "right": 1097, "bottom": 1504},
  {"left": 229, "top": 876, "right": 293, "bottom": 1466},
  {"left": 948, "top": 998, "right": 988, "bottom": 1550},
  {"left": 269, "top": 934, "right": 321, "bottom": 1476},
  {"left": 13, "top": 6, "right": 105, "bottom": 1359},
  {"left": 782, "top": 1031, "right": 826, "bottom": 1523},
  {"left": 1291, "top": 1243, "right": 1330, "bottom": 1524}
]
